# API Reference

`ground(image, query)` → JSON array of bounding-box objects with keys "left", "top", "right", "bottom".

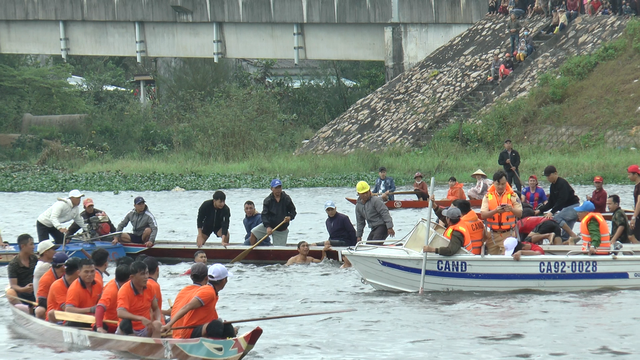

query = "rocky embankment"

[{"left": 296, "top": 15, "right": 628, "bottom": 155}]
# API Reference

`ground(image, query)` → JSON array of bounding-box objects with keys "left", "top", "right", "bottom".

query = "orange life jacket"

[
  {"left": 485, "top": 184, "right": 517, "bottom": 231},
  {"left": 444, "top": 223, "right": 471, "bottom": 253},
  {"left": 580, "top": 212, "right": 611, "bottom": 254},
  {"left": 460, "top": 212, "right": 484, "bottom": 255}
]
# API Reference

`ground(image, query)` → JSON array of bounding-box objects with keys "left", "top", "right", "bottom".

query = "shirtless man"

[{"left": 285, "top": 241, "right": 329, "bottom": 266}]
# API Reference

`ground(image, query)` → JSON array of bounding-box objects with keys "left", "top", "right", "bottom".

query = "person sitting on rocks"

[
  {"left": 588, "top": 0, "right": 603, "bottom": 14},
  {"left": 567, "top": 0, "right": 580, "bottom": 20},
  {"left": 533, "top": 0, "right": 547, "bottom": 15},
  {"left": 524, "top": 30, "right": 535, "bottom": 56},
  {"left": 499, "top": 0, "right": 510, "bottom": 14},
  {"left": 515, "top": 37, "right": 528, "bottom": 62},
  {"left": 623, "top": 2, "right": 636, "bottom": 16},
  {"left": 555, "top": 9, "right": 568, "bottom": 33},
  {"left": 544, "top": 9, "right": 559, "bottom": 33},
  {"left": 489, "top": 54, "right": 502, "bottom": 82},
  {"left": 511, "top": 0, "right": 527, "bottom": 17},
  {"left": 499, "top": 53, "right": 514, "bottom": 83},
  {"left": 600, "top": 0, "right": 612, "bottom": 14},
  {"left": 488, "top": 0, "right": 499, "bottom": 15}
]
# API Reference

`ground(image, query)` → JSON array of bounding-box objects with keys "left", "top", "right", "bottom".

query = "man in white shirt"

[
  {"left": 32, "top": 240, "right": 59, "bottom": 296},
  {"left": 36, "top": 189, "right": 87, "bottom": 244}
]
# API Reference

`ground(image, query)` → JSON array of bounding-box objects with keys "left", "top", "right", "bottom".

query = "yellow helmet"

[{"left": 356, "top": 181, "right": 370, "bottom": 194}]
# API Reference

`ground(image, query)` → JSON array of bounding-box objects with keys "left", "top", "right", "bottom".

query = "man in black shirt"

[
  {"left": 196, "top": 191, "right": 231, "bottom": 248},
  {"left": 7, "top": 234, "right": 38, "bottom": 307},
  {"left": 498, "top": 139, "right": 522, "bottom": 194},
  {"left": 248, "top": 179, "right": 297, "bottom": 246},
  {"left": 535, "top": 165, "right": 581, "bottom": 242}
]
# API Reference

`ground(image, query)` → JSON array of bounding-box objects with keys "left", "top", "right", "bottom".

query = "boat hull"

[
  {"left": 344, "top": 197, "right": 482, "bottom": 209},
  {"left": 125, "top": 242, "right": 344, "bottom": 264},
  {"left": 9, "top": 304, "right": 262, "bottom": 360},
  {"left": 0, "top": 241, "right": 126, "bottom": 265},
  {"left": 344, "top": 246, "right": 640, "bottom": 292}
]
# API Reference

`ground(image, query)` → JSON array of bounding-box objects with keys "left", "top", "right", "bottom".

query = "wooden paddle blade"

[
  {"left": 5, "top": 293, "right": 38, "bottom": 307},
  {"left": 230, "top": 219, "right": 288, "bottom": 263},
  {"left": 52, "top": 311, "right": 118, "bottom": 324}
]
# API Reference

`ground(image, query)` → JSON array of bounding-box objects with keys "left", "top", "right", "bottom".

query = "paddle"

[
  {"left": 230, "top": 219, "right": 288, "bottom": 263},
  {"left": 5, "top": 294, "right": 38, "bottom": 306},
  {"left": 71, "top": 231, "right": 123, "bottom": 242},
  {"left": 372, "top": 191, "right": 418, "bottom": 196},
  {"left": 52, "top": 310, "right": 119, "bottom": 325},
  {"left": 168, "top": 308, "right": 356, "bottom": 330}
]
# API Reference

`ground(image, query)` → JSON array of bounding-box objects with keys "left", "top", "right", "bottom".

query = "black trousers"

[
  {"left": 36, "top": 221, "right": 65, "bottom": 244},
  {"left": 367, "top": 225, "right": 389, "bottom": 245},
  {"left": 506, "top": 169, "right": 522, "bottom": 193}
]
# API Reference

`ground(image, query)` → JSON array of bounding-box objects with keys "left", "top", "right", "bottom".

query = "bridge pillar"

[
  {"left": 213, "top": 22, "right": 223, "bottom": 62},
  {"left": 384, "top": 25, "right": 404, "bottom": 82},
  {"left": 59, "top": 21, "right": 69, "bottom": 62},
  {"left": 135, "top": 22, "right": 146, "bottom": 64}
]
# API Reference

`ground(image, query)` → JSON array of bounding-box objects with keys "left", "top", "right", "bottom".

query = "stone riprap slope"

[{"left": 296, "top": 15, "right": 626, "bottom": 155}]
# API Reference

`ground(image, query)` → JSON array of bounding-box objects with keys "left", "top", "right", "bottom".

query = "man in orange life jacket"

[
  {"left": 454, "top": 200, "right": 487, "bottom": 255},
  {"left": 576, "top": 201, "right": 611, "bottom": 255},
  {"left": 423, "top": 207, "right": 470, "bottom": 256},
  {"left": 481, "top": 170, "right": 523, "bottom": 255}
]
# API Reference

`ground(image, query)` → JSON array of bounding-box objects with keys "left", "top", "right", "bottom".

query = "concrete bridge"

[{"left": 0, "top": 0, "right": 486, "bottom": 80}]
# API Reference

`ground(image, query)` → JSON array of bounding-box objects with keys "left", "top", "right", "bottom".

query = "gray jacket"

[
  {"left": 355, "top": 196, "right": 394, "bottom": 238},
  {"left": 116, "top": 206, "right": 158, "bottom": 243}
]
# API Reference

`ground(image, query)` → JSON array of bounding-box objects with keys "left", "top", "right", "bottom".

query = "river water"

[{"left": 0, "top": 184, "right": 639, "bottom": 359}]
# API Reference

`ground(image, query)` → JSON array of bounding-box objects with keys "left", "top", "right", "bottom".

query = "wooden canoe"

[
  {"left": 345, "top": 197, "right": 483, "bottom": 209},
  {"left": 124, "top": 241, "right": 346, "bottom": 264},
  {"left": 0, "top": 240, "right": 131, "bottom": 266},
  {"left": 9, "top": 304, "right": 262, "bottom": 360}
]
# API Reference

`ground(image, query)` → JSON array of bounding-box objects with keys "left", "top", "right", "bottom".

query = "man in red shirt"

[
  {"left": 504, "top": 237, "right": 544, "bottom": 261},
  {"left": 162, "top": 264, "right": 236, "bottom": 339},
  {"left": 586, "top": 176, "right": 607, "bottom": 213},
  {"left": 65, "top": 259, "right": 102, "bottom": 327},
  {"left": 116, "top": 261, "right": 162, "bottom": 338}
]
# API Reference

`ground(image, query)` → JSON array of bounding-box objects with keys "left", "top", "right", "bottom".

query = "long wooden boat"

[
  {"left": 345, "top": 197, "right": 482, "bottom": 209},
  {"left": 9, "top": 304, "right": 262, "bottom": 359},
  {"left": 124, "top": 241, "right": 346, "bottom": 264},
  {"left": 344, "top": 219, "right": 640, "bottom": 292},
  {"left": 0, "top": 240, "right": 133, "bottom": 266}
]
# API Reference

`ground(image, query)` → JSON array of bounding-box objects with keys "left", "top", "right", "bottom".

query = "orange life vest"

[
  {"left": 580, "top": 212, "right": 611, "bottom": 254},
  {"left": 460, "top": 212, "right": 484, "bottom": 255},
  {"left": 485, "top": 189, "right": 517, "bottom": 231},
  {"left": 444, "top": 224, "right": 471, "bottom": 253}
]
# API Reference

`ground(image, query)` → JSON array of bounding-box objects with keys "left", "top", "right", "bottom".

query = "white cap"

[
  {"left": 37, "top": 240, "right": 58, "bottom": 254},
  {"left": 68, "top": 189, "right": 84, "bottom": 198},
  {"left": 208, "top": 264, "right": 233, "bottom": 281},
  {"left": 504, "top": 237, "right": 519, "bottom": 256}
]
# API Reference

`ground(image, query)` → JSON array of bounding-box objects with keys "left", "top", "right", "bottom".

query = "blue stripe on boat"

[{"left": 378, "top": 260, "right": 629, "bottom": 280}]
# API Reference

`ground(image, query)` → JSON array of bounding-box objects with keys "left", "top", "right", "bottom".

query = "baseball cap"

[
  {"left": 443, "top": 207, "right": 462, "bottom": 220},
  {"left": 356, "top": 181, "right": 370, "bottom": 194},
  {"left": 593, "top": 176, "right": 603, "bottom": 183},
  {"left": 574, "top": 201, "right": 595, "bottom": 212},
  {"left": 52, "top": 252, "right": 69, "bottom": 266},
  {"left": 68, "top": 189, "right": 84, "bottom": 198},
  {"left": 83, "top": 198, "right": 94, "bottom": 208},
  {"left": 134, "top": 196, "right": 145, "bottom": 205},
  {"left": 208, "top": 264, "right": 233, "bottom": 281},
  {"left": 270, "top": 179, "right": 282, "bottom": 188},
  {"left": 324, "top": 200, "right": 336, "bottom": 210},
  {"left": 529, "top": 175, "right": 538, "bottom": 181},
  {"left": 504, "top": 237, "right": 519, "bottom": 256},
  {"left": 190, "top": 262, "right": 208, "bottom": 277},
  {"left": 414, "top": 172, "right": 423, "bottom": 179},
  {"left": 37, "top": 240, "right": 58, "bottom": 254},
  {"left": 543, "top": 165, "right": 557, "bottom": 176},
  {"left": 628, "top": 165, "right": 640, "bottom": 174}
]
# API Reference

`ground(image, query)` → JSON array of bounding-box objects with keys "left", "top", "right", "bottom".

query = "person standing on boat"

[
  {"left": 521, "top": 175, "right": 547, "bottom": 209},
  {"left": 481, "top": 170, "right": 523, "bottom": 255},
  {"left": 576, "top": 201, "right": 611, "bottom": 255},
  {"left": 243, "top": 200, "right": 270, "bottom": 246},
  {"left": 373, "top": 167, "right": 396, "bottom": 201},
  {"left": 628, "top": 165, "right": 640, "bottom": 242},
  {"left": 608, "top": 195, "right": 635, "bottom": 245},
  {"left": 313, "top": 201, "right": 357, "bottom": 247},
  {"left": 95, "top": 263, "right": 131, "bottom": 333},
  {"left": 34, "top": 252, "right": 67, "bottom": 319},
  {"left": 467, "top": 170, "right": 491, "bottom": 200},
  {"left": 162, "top": 264, "right": 236, "bottom": 339},
  {"left": 64, "top": 259, "right": 103, "bottom": 327},
  {"left": 32, "top": 240, "right": 59, "bottom": 297},
  {"left": 355, "top": 181, "right": 395, "bottom": 245},
  {"left": 286, "top": 241, "right": 328, "bottom": 265},
  {"left": 196, "top": 191, "right": 231, "bottom": 248},
  {"left": 46, "top": 257, "right": 81, "bottom": 322},
  {"left": 446, "top": 177, "right": 467, "bottom": 201},
  {"left": 67, "top": 198, "right": 117, "bottom": 239},
  {"left": 586, "top": 176, "right": 607, "bottom": 213},
  {"left": 249, "top": 179, "right": 297, "bottom": 246},
  {"left": 413, "top": 172, "right": 429, "bottom": 201},
  {"left": 113, "top": 196, "right": 158, "bottom": 248},
  {"left": 116, "top": 261, "right": 162, "bottom": 338},
  {"left": 36, "top": 190, "right": 88, "bottom": 245},
  {"left": 498, "top": 139, "right": 522, "bottom": 194},
  {"left": 534, "top": 166, "right": 581, "bottom": 243},
  {"left": 6, "top": 234, "right": 38, "bottom": 307},
  {"left": 423, "top": 207, "right": 470, "bottom": 256}
]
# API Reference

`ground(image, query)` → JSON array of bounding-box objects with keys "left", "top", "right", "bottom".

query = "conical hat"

[{"left": 471, "top": 169, "right": 487, "bottom": 178}]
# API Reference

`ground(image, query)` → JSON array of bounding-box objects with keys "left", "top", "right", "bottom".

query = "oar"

[
  {"left": 230, "top": 220, "right": 287, "bottom": 263},
  {"left": 52, "top": 310, "right": 119, "bottom": 325},
  {"left": 372, "top": 191, "right": 418, "bottom": 196},
  {"left": 71, "top": 231, "right": 123, "bottom": 242},
  {"left": 511, "top": 167, "right": 523, "bottom": 189},
  {"left": 168, "top": 308, "right": 356, "bottom": 330},
  {"left": 5, "top": 294, "right": 38, "bottom": 306}
]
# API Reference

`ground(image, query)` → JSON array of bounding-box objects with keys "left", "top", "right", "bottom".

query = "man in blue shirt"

[
  {"left": 372, "top": 167, "right": 396, "bottom": 201},
  {"left": 243, "top": 201, "right": 270, "bottom": 246},
  {"left": 314, "top": 201, "right": 357, "bottom": 247}
]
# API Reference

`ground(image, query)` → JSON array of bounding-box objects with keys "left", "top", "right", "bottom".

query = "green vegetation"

[{"left": 1, "top": 22, "right": 640, "bottom": 192}]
